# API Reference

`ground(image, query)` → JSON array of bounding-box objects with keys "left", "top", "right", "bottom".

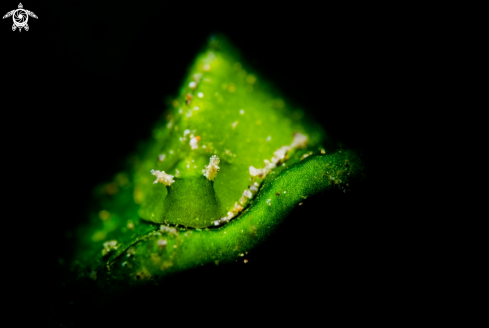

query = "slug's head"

[{"left": 134, "top": 36, "right": 325, "bottom": 229}]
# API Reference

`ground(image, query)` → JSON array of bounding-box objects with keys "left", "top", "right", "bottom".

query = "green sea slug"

[{"left": 71, "top": 35, "right": 364, "bottom": 286}]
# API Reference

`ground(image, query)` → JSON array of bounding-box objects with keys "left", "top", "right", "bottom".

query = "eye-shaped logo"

[{"left": 3, "top": 3, "right": 37, "bottom": 32}]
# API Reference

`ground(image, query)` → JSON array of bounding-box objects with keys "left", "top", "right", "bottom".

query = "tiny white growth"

[
  {"left": 215, "top": 210, "right": 237, "bottom": 225},
  {"left": 243, "top": 189, "right": 252, "bottom": 199},
  {"left": 264, "top": 159, "right": 276, "bottom": 172},
  {"left": 290, "top": 132, "right": 308, "bottom": 149},
  {"left": 249, "top": 183, "right": 259, "bottom": 193},
  {"left": 189, "top": 81, "right": 197, "bottom": 89},
  {"left": 102, "top": 240, "right": 118, "bottom": 256},
  {"left": 266, "top": 199, "right": 271, "bottom": 206},
  {"left": 198, "top": 92, "right": 204, "bottom": 98},
  {"left": 184, "top": 129, "right": 191, "bottom": 137},
  {"left": 249, "top": 166, "right": 266, "bottom": 178},
  {"left": 215, "top": 218, "right": 226, "bottom": 226},
  {"left": 272, "top": 146, "right": 291, "bottom": 164},
  {"left": 150, "top": 169, "right": 175, "bottom": 186},
  {"left": 203, "top": 64, "right": 211, "bottom": 71},
  {"left": 214, "top": 207, "right": 240, "bottom": 226},
  {"left": 167, "top": 121, "right": 173, "bottom": 128},
  {"left": 193, "top": 106, "right": 199, "bottom": 110},
  {"left": 158, "top": 154, "right": 166, "bottom": 162},
  {"left": 232, "top": 121, "right": 238, "bottom": 129},
  {"left": 160, "top": 225, "right": 178, "bottom": 235},
  {"left": 193, "top": 73, "right": 202, "bottom": 83},
  {"left": 249, "top": 166, "right": 258, "bottom": 176},
  {"left": 104, "top": 240, "right": 117, "bottom": 249},
  {"left": 179, "top": 108, "right": 183, "bottom": 114},
  {"left": 157, "top": 239, "right": 167, "bottom": 248},
  {"left": 190, "top": 136, "right": 199, "bottom": 149},
  {"left": 203, "top": 155, "right": 220, "bottom": 181},
  {"left": 233, "top": 202, "right": 243, "bottom": 213},
  {"left": 239, "top": 109, "right": 245, "bottom": 115},
  {"left": 266, "top": 136, "right": 271, "bottom": 142}
]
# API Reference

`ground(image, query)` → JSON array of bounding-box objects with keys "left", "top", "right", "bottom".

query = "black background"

[{"left": 2, "top": 1, "right": 385, "bottom": 324}]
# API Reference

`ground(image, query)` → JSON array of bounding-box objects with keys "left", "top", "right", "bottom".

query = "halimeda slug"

[{"left": 73, "top": 34, "right": 362, "bottom": 285}]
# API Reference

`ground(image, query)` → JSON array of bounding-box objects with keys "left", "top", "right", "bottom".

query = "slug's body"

[
  {"left": 72, "top": 35, "right": 362, "bottom": 286},
  {"left": 134, "top": 37, "right": 324, "bottom": 229}
]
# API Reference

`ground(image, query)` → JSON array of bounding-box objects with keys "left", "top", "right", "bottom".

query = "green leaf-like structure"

[{"left": 71, "top": 35, "right": 364, "bottom": 287}]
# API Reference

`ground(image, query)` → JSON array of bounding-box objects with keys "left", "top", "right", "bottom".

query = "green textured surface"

[
  {"left": 71, "top": 35, "right": 364, "bottom": 287},
  {"left": 134, "top": 35, "right": 324, "bottom": 228}
]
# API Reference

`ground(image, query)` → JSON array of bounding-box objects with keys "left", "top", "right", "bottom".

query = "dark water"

[{"left": 3, "top": 2, "right": 387, "bottom": 325}]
